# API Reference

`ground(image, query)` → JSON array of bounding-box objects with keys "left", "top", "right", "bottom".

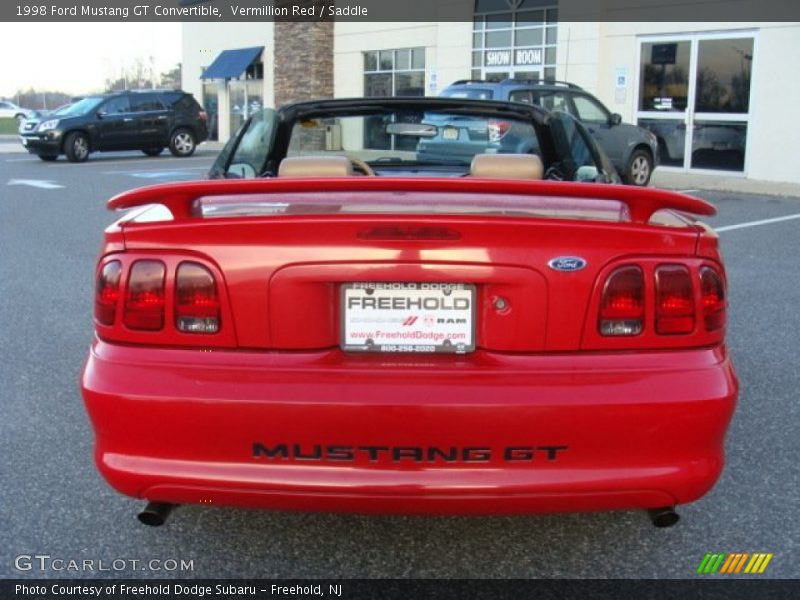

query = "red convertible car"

[{"left": 81, "top": 98, "right": 737, "bottom": 527}]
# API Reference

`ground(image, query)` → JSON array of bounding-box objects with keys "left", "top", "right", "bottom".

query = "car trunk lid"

[{"left": 109, "top": 178, "right": 713, "bottom": 352}]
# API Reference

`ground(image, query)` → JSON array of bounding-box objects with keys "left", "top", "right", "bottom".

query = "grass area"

[{"left": 0, "top": 118, "right": 20, "bottom": 135}]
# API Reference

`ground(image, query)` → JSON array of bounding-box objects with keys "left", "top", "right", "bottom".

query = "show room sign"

[{"left": 485, "top": 49, "right": 543, "bottom": 67}]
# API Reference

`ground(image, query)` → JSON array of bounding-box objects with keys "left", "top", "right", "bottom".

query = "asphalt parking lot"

[{"left": 1, "top": 148, "right": 798, "bottom": 579}]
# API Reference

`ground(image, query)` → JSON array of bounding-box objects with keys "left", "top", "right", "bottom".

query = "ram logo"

[{"left": 548, "top": 256, "right": 587, "bottom": 272}]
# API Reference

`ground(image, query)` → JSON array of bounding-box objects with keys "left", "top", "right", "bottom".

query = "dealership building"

[{"left": 182, "top": 1, "right": 800, "bottom": 183}]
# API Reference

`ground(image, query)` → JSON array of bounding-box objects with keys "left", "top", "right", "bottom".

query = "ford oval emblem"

[{"left": 548, "top": 256, "right": 587, "bottom": 272}]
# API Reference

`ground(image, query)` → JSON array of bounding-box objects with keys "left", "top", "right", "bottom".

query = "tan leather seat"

[
  {"left": 278, "top": 156, "right": 353, "bottom": 178},
  {"left": 470, "top": 153, "right": 544, "bottom": 179}
]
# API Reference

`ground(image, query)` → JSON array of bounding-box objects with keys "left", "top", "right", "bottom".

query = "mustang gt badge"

[{"left": 548, "top": 256, "right": 588, "bottom": 272}]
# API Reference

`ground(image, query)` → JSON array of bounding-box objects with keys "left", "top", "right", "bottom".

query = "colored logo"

[
  {"left": 547, "top": 256, "right": 587, "bottom": 272},
  {"left": 696, "top": 552, "right": 773, "bottom": 574}
]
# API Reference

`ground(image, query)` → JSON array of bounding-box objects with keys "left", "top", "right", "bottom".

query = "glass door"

[
  {"left": 691, "top": 36, "right": 752, "bottom": 171},
  {"left": 228, "top": 82, "right": 246, "bottom": 137},
  {"left": 637, "top": 39, "right": 692, "bottom": 168},
  {"left": 202, "top": 82, "right": 219, "bottom": 141},
  {"left": 636, "top": 33, "right": 754, "bottom": 173}
]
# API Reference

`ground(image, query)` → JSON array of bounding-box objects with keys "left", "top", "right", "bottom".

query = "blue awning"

[{"left": 201, "top": 47, "right": 264, "bottom": 80}]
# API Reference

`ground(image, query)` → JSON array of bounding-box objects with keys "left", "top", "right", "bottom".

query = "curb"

[{"left": 650, "top": 171, "right": 800, "bottom": 199}]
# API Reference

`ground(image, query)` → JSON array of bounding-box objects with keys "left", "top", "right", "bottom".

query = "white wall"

[
  {"left": 334, "top": 21, "right": 472, "bottom": 97},
  {"left": 745, "top": 24, "right": 800, "bottom": 183}
]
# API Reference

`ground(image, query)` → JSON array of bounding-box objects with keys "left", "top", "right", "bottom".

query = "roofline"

[{"left": 445, "top": 79, "right": 584, "bottom": 90}]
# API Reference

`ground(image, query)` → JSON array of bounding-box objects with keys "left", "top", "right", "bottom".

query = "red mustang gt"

[{"left": 81, "top": 98, "right": 737, "bottom": 527}]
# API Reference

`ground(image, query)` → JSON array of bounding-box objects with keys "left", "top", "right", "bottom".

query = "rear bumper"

[{"left": 81, "top": 339, "right": 737, "bottom": 515}]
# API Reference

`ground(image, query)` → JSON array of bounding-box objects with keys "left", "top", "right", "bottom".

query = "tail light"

[
  {"left": 124, "top": 260, "right": 166, "bottom": 331},
  {"left": 488, "top": 120, "right": 512, "bottom": 143},
  {"left": 94, "top": 261, "right": 121, "bottom": 325},
  {"left": 700, "top": 266, "right": 726, "bottom": 331},
  {"left": 599, "top": 265, "right": 644, "bottom": 336},
  {"left": 175, "top": 262, "right": 220, "bottom": 334},
  {"left": 655, "top": 265, "right": 695, "bottom": 334},
  {"left": 198, "top": 110, "right": 208, "bottom": 122}
]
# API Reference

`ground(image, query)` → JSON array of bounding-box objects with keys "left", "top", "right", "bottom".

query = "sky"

[{"left": 0, "top": 23, "right": 181, "bottom": 99}]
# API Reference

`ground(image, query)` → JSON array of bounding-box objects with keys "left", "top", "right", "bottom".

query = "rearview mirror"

[{"left": 610, "top": 113, "right": 622, "bottom": 126}]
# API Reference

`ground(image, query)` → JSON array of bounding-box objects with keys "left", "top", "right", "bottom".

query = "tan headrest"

[
  {"left": 470, "top": 153, "right": 544, "bottom": 179},
  {"left": 278, "top": 156, "right": 353, "bottom": 178}
]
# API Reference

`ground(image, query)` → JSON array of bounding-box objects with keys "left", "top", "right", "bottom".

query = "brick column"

[{"left": 274, "top": 0, "right": 334, "bottom": 107}]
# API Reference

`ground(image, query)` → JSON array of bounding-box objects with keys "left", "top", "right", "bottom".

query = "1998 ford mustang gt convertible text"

[{"left": 81, "top": 98, "right": 737, "bottom": 527}]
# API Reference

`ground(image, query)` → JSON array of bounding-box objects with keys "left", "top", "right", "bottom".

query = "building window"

[
  {"left": 227, "top": 60, "right": 264, "bottom": 137},
  {"left": 472, "top": 0, "right": 558, "bottom": 82},
  {"left": 245, "top": 61, "right": 264, "bottom": 80},
  {"left": 363, "top": 48, "right": 425, "bottom": 97},
  {"left": 362, "top": 48, "right": 426, "bottom": 151},
  {"left": 229, "top": 80, "right": 263, "bottom": 137},
  {"left": 202, "top": 79, "right": 219, "bottom": 141}
]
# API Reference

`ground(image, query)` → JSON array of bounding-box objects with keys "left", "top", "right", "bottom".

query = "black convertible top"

[{"left": 276, "top": 96, "right": 552, "bottom": 125}]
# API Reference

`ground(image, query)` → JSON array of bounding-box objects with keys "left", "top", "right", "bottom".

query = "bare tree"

[
  {"left": 12, "top": 88, "right": 72, "bottom": 111},
  {"left": 160, "top": 64, "right": 182, "bottom": 90}
]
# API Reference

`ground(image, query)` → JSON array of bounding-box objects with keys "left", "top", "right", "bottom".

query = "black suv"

[
  {"left": 441, "top": 80, "right": 659, "bottom": 186},
  {"left": 19, "top": 90, "right": 208, "bottom": 162}
]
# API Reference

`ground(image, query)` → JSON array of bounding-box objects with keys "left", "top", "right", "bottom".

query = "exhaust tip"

[
  {"left": 648, "top": 507, "right": 680, "bottom": 528},
  {"left": 137, "top": 502, "right": 175, "bottom": 527}
]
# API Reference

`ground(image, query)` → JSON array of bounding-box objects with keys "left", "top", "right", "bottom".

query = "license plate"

[
  {"left": 341, "top": 283, "right": 475, "bottom": 354},
  {"left": 442, "top": 127, "right": 459, "bottom": 140}
]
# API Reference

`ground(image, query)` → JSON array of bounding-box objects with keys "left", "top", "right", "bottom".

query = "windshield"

[
  {"left": 286, "top": 111, "right": 541, "bottom": 168},
  {"left": 211, "top": 101, "right": 616, "bottom": 182},
  {"left": 53, "top": 97, "right": 103, "bottom": 117},
  {"left": 547, "top": 111, "right": 606, "bottom": 182},
  {"left": 218, "top": 108, "right": 278, "bottom": 178},
  {"left": 215, "top": 106, "right": 545, "bottom": 178}
]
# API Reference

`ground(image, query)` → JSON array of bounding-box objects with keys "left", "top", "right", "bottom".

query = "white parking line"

[
  {"left": 677, "top": 189, "right": 699, "bottom": 194},
  {"left": 3, "top": 156, "right": 213, "bottom": 166},
  {"left": 101, "top": 166, "right": 209, "bottom": 175},
  {"left": 716, "top": 213, "right": 800, "bottom": 232},
  {"left": 7, "top": 178, "right": 64, "bottom": 189}
]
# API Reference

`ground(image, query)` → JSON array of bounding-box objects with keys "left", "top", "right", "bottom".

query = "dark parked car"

[
  {"left": 441, "top": 80, "right": 659, "bottom": 186},
  {"left": 19, "top": 90, "right": 208, "bottom": 162}
]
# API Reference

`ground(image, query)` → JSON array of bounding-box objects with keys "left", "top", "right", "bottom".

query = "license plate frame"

[
  {"left": 341, "top": 282, "right": 476, "bottom": 354},
  {"left": 442, "top": 127, "right": 459, "bottom": 140}
]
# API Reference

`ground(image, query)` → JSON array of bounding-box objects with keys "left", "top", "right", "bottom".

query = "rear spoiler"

[{"left": 108, "top": 178, "right": 716, "bottom": 225}]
